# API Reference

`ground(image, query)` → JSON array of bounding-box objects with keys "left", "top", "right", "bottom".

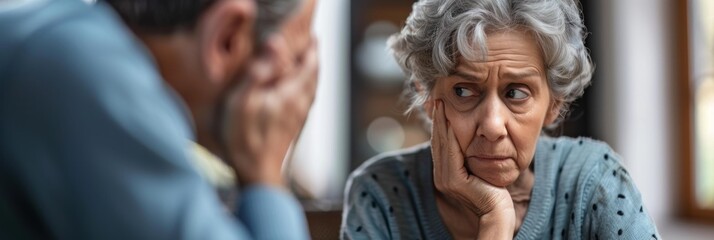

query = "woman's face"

[{"left": 427, "top": 30, "right": 559, "bottom": 187}]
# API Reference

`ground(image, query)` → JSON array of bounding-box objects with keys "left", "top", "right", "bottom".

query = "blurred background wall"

[
  {"left": 292, "top": 0, "right": 714, "bottom": 239},
  {"left": 589, "top": 0, "right": 714, "bottom": 239}
]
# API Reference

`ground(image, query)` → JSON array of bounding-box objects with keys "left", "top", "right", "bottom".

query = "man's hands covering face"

[{"left": 223, "top": 0, "right": 318, "bottom": 188}]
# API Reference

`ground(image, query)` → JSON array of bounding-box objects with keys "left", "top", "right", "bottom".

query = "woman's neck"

[
  {"left": 507, "top": 168, "right": 535, "bottom": 230},
  {"left": 435, "top": 168, "right": 535, "bottom": 238}
]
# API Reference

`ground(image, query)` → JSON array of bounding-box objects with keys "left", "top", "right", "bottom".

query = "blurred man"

[
  {"left": 101, "top": 0, "right": 318, "bottom": 189},
  {"left": 0, "top": 0, "right": 317, "bottom": 239},
  {"left": 102, "top": 0, "right": 318, "bottom": 203}
]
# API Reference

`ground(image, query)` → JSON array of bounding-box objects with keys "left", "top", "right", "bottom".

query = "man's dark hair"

[
  {"left": 101, "top": 0, "right": 217, "bottom": 33},
  {"left": 102, "top": 0, "right": 300, "bottom": 38}
]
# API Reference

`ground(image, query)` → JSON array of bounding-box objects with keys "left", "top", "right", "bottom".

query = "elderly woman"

[{"left": 341, "top": 0, "right": 660, "bottom": 239}]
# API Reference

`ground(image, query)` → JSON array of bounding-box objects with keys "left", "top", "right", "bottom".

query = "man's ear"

[
  {"left": 196, "top": 0, "right": 256, "bottom": 84},
  {"left": 544, "top": 100, "right": 562, "bottom": 126}
]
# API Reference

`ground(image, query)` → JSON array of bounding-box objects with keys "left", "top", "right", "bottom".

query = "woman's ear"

[
  {"left": 544, "top": 100, "right": 562, "bottom": 126},
  {"left": 196, "top": 0, "right": 256, "bottom": 84}
]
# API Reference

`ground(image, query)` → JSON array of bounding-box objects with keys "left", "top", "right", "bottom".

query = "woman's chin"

[{"left": 466, "top": 160, "right": 519, "bottom": 187}]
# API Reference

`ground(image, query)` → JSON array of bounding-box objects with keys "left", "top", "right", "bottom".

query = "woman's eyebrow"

[
  {"left": 454, "top": 72, "right": 485, "bottom": 83},
  {"left": 501, "top": 68, "right": 541, "bottom": 80}
]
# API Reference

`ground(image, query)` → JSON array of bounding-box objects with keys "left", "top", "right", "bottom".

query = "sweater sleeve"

[
  {"left": 236, "top": 185, "right": 310, "bottom": 240},
  {"left": 584, "top": 156, "right": 661, "bottom": 240}
]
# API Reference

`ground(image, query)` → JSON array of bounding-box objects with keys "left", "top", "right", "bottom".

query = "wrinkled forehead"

[
  {"left": 457, "top": 28, "right": 543, "bottom": 60},
  {"left": 453, "top": 29, "right": 546, "bottom": 75}
]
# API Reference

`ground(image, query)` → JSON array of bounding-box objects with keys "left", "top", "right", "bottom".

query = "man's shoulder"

[
  {"left": 0, "top": 0, "right": 193, "bottom": 143},
  {"left": 0, "top": 0, "right": 91, "bottom": 62},
  {"left": 0, "top": 0, "right": 141, "bottom": 80},
  {"left": 2, "top": 0, "right": 167, "bottom": 103}
]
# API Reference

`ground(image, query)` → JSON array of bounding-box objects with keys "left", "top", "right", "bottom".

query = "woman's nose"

[{"left": 475, "top": 95, "right": 508, "bottom": 142}]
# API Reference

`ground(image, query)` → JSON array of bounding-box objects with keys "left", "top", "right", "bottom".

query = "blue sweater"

[
  {"left": 0, "top": 0, "right": 307, "bottom": 239},
  {"left": 341, "top": 137, "right": 660, "bottom": 239}
]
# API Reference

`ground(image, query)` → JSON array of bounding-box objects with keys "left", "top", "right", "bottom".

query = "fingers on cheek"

[
  {"left": 438, "top": 127, "right": 449, "bottom": 151},
  {"left": 438, "top": 101, "right": 450, "bottom": 134},
  {"left": 431, "top": 112, "right": 440, "bottom": 132},
  {"left": 447, "top": 126, "right": 460, "bottom": 149}
]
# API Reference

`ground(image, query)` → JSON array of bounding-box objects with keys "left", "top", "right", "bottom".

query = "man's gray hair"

[
  {"left": 255, "top": 0, "right": 301, "bottom": 42},
  {"left": 389, "top": 0, "right": 593, "bottom": 126}
]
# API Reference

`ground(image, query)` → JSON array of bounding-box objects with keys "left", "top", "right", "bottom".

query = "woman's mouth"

[{"left": 469, "top": 155, "right": 512, "bottom": 161}]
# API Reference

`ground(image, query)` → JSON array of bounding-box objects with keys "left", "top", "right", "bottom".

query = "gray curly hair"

[{"left": 389, "top": 0, "right": 593, "bottom": 126}]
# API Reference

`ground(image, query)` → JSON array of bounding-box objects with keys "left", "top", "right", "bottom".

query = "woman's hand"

[{"left": 430, "top": 99, "right": 516, "bottom": 239}]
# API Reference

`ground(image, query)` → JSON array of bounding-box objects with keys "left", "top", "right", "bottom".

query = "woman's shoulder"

[
  {"left": 536, "top": 136, "right": 659, "bottom": 238},
  {"left": 347, "top": 142, "right": 431, "bottom": 182},
  {"left": 341, "top": 143, "right": 437, "bottom": 239},
  {"left": 536, "top": 136, "right": 634, "bottom": 207},
  {"left": 538, "top": 136, "right": 625, "bottom": 176},
  {"left": 342, "top": 142, "right": 433, "bottom": 210}
]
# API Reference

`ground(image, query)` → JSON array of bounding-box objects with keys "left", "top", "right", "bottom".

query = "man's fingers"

[
  {"left": 281, "top": 0, "right": 317, "bottom": 58},
  {"left": 251, "top": 33, "right": 299, "bottom": 88},
  {"left": 246, "top": 56, "right": 275, "bottom": 86},
  {"left": 300, "top": 37, "right": 319, "bottom": 96},
  {"left": 278, "top": 37, "right": 319, "bottom": 107},
  {"left": 299, "top": 39, "right": 319, "bottom": 120}
]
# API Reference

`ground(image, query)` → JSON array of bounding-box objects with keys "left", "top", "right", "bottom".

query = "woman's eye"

[
  {"left": 506, "top": 89, "right": 528, "bottom": 99},
  {"left": 454, "top": 87, "right": 474, "bottom": 97}
]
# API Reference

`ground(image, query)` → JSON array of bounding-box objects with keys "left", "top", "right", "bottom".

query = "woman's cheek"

[{"left": 510, "top": 125, "right": 539, "bottom": 171}]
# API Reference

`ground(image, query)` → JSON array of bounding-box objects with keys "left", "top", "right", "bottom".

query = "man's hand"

[
  {"left": 430, "top": 99, "right": 515, "bottom": 239},
  {"left": 279, "top": 0, "right": 316, "bottom": 62},
  {"left": 220, "top": 0, "right": 319, "bottom": 189},
  {"left": 223, "top": 34, "right": 318, "bottom": 188}
]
